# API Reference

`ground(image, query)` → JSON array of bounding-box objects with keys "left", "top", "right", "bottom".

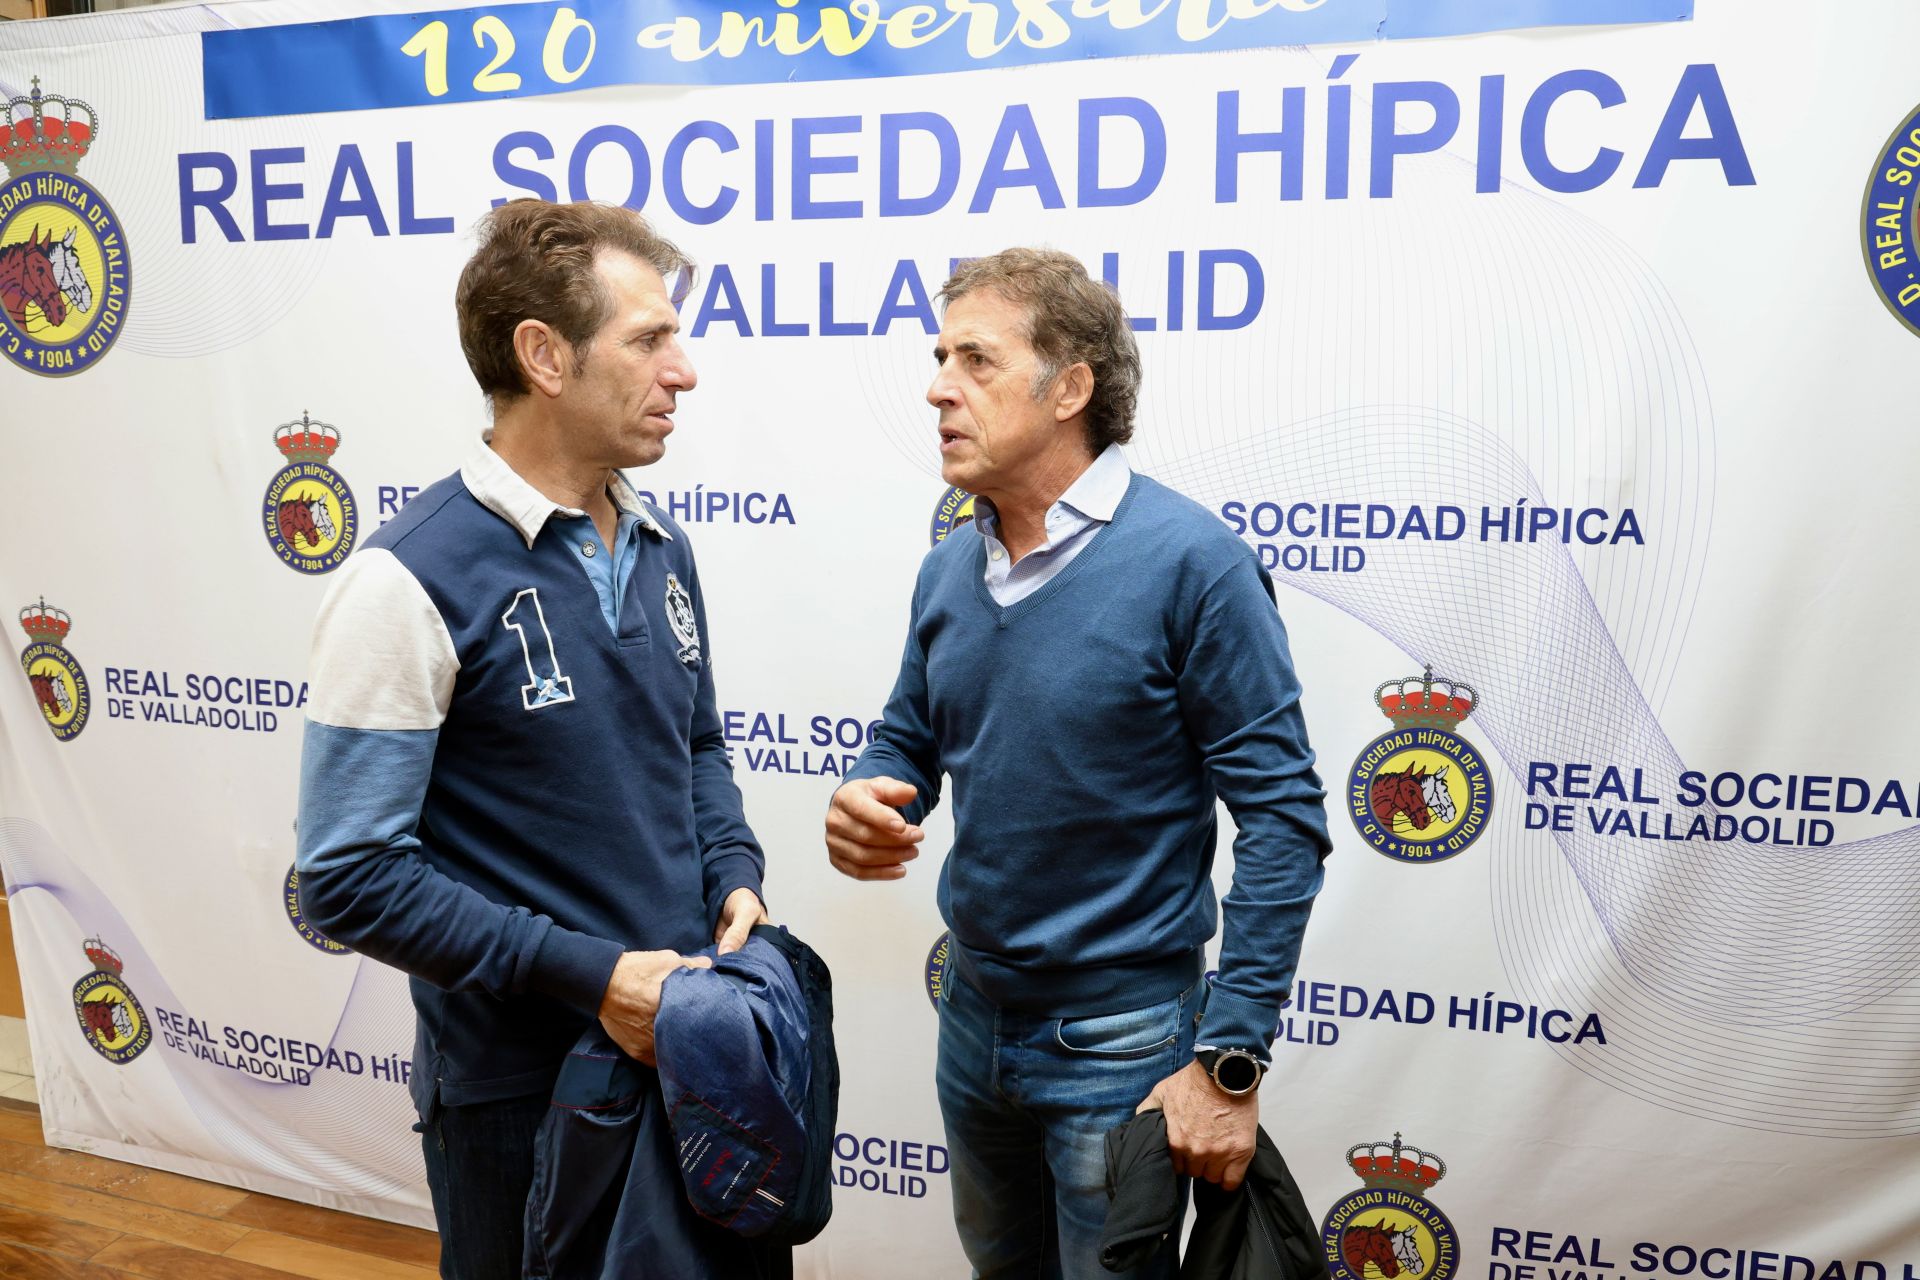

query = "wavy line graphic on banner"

[
  {"left": 0, "top": 817, "right": 424, "bottom": 1195},
  {"left": 1152, "top": 410, "right": 1920, "bottom": 1139},
  {"left": 1129, "top": 120, "right": 1920, "bottom": 1138}
]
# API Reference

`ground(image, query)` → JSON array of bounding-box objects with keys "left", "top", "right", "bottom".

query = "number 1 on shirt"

[{"left": 503, "top": 588, "right": 576, "bottom": 710}]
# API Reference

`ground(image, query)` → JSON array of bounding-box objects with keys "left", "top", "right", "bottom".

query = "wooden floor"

[{"left": 0, "top": 1097, "right": 441, "bottom": 1278}]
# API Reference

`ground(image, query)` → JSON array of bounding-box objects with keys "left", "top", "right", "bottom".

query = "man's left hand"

[
  {"left": 714, "top": 887, "right": 769, "bottom": 954},
  {"left": 1136, "top": 1060, "right": 1259, "bottom": 1191}
]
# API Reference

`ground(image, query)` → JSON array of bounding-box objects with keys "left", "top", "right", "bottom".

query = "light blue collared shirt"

[
  {"left": 553, "top": 509, "right": 643, "bottom": 633},
  {"left": 974, "top": 444, "right": 1131, "bottom": 606}
]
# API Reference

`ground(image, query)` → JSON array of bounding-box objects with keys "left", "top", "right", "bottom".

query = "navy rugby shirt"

[{"left": 296, "top": 443, "right": 764, "bottom": 1112}]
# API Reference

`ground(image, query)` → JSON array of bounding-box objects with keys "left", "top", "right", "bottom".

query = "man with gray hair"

[{"left": 827, "top": 248, "right": 1332, "bottom": 1277}]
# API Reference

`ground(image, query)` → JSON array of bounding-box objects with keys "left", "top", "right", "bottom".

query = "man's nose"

[
  {"left": 662, "top": 338, "right": 697, "bottom": 392},
  {"left": 926, "top": 359, "right": 959, "bottom": 409}
]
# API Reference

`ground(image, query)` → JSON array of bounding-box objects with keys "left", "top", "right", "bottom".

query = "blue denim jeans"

[
  {"left": 417, "top": 1091, "right": 551, "bottom": 1280},
  {"left": 936, "top": 970, "right": 1199, "bottom": 1280}
]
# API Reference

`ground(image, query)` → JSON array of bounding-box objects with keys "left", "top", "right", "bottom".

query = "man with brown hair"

[
  {"left": 827, "top": 248, "right": 1331, "bottom": 1278},
  {"left": 296, "top": 200, "right": 771, "bottom": 1277}
]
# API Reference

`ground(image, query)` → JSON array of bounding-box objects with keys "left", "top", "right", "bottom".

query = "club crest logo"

[
  {"left": 1323, "top": 1132, "right": 1458, "bottom": 1280},
  {"left": 263, "top": 412, "right": 358, "bottom": 574},
  {"left": 0, "top": 78, "right": 130, "bottom": 377},
  {"left": 284, "top": 865, "right": 350, "bottom": 955},
  {"left": 19, "top": 597, "right": 89, "bottom": 742},
  {"left": 1348, "top": 667, "right": 1492, "bottom": 864},
  {"left": 1863, "top": 103, "right": 1920, "bottom": 338},
  {"left": 924, "top": 931, "right": 952, "bottom": 1007},
  {"left": 924, "top": 930, "right": 953, "bottom": 1007},
  {"left": 664, "top": 572, "right": 701, "bottom": 667},
  {"left": 72, "top": 936, "right": 151, "bottom": 1064},
  {"left": 929, "top": 487, "right": 977, "bottom": 546}
]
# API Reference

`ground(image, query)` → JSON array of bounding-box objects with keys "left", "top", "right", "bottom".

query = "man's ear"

[
  {"left": 1053, "top": 362, "right": 1093, "bottom": 422},
  {"left": 513, "top": 319, "right": 571, "bottom": 399}
]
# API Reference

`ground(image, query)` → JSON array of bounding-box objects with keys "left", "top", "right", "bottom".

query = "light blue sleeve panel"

[
  {"left": 296, "top": 539, "right": 620, "bottom": 1015},
  {"left": 297, "top": 721, "right": 438, "bottom": 876},
  {"left": 295, "top": 720, "right": 622, "bottom": 1014}
]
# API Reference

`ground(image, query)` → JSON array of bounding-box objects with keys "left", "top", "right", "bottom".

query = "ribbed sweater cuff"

[
  {"left": 703, "top": 851, "right": 765, "bottom": 932},
  {"left": 1196, "top": 985, "right": 1283, "bottom": 1062},
  {"left": 527, "top": 926, "right": 626, "bottom": 1017}
]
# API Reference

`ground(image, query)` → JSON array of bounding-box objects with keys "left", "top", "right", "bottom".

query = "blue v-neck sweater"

[{"left": 847, "top": 473, "right": 1331, "bottom": 1054}]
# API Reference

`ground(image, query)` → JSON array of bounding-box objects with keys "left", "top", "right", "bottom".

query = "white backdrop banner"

[{"left": 4, "top": 1, "right": 1919, "bottom": 1276}]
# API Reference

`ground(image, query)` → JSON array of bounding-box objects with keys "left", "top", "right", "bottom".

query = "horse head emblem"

[
  {"left": 0, "top": 225, "right": 68, "bottom": 328},
  {"left": 308, "top": 497, "right": 337, "bottom": 543},
  {"left": 47, "top": 228, "right": 91, "bottom": 315},
  {"left": 1419, "top": 765, "right": 1455, "bottom": 825},
  {"left": 80, "top": 996, "right": 119, "bottom": 1040},
  {"left": 1371, "top": 763, "right": 1453, "bottom": 832},
  {"left": 276, "top": 490, "right": 336, "bottom": 551},
  {"left": 1391, "top": 1226, "right": 1425, "bottom": 1275},
  {"left": 28, "top": 669, "right": 70, "bottom": 719},
  {"left": 1342, "top": 1219, "right": 1427, "bottom": 1279}
]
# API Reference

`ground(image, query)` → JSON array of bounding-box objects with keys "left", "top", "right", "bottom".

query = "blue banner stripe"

[
  {"left": 1381, "top": 0, "right": 1688, "bottom": 39},
  {"left": 201, "top": 0, "right": 1692, "bottom": 121}
]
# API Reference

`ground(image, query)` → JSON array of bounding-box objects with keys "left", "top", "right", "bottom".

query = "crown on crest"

[
  {"left": 19, "top": 597, "right": 71, "bottom": 643},
  {"left": 274, "top": 412, "right": 341, "bottom": 464},
  {"left": 1375, "top": 666, "right": 1476, "bottom": 730},
  {"left": 1348, "top": 1132, "right": 1446, "bottom": 1193},
  {"left": 83, "top": 936, "right": 123, "bottom": 974},
  {"left": 1, "top": 77, "right": 98, "bottom": 179}
]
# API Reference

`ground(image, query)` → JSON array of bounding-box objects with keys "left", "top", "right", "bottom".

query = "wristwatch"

[{"left": 1194, "top": 1047, "right": 1266, "bottom": 1096}]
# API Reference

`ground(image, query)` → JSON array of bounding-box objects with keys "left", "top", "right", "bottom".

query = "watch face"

[{"left": 1217, "top": 1054, "right": 1260, "bottom": 1093}]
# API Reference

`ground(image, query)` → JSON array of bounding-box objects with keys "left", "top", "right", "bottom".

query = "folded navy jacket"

[{"left": 524, "top": 926, "right": 837, "bottom": 1279}]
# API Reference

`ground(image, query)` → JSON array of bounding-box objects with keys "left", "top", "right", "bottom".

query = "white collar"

[
  {"left": 977, "top": 443, "right": 1133, "bottom": 536},
  {"left": 1055, "top": 443, "right": 1131, "bottom": 522},
  {"left": 460, "top": 435, "right": 671, "bottom": 550}
]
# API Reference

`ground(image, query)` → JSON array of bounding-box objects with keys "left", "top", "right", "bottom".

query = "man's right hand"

[
  {"left": 598, "top": 949, "right": 710, "bottom": 1065},
  {"left": 826, "top": 777, "right": 924, "bottom": 881}
]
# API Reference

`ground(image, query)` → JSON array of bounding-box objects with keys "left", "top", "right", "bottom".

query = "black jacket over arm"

[{"left": 1101, "top": 1108, "right": 1321, "bottom": 1280}]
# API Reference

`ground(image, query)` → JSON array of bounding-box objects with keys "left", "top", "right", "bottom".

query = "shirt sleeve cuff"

[
  {"left": 703, "top": 851, "right": 765, "bottom": 931},
  {"left": 1196, "top": 984, "right": 1283, "bottom": 1062},
  {"left": 526, "top": 925, "right": 626, "bottom": 1017}
]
